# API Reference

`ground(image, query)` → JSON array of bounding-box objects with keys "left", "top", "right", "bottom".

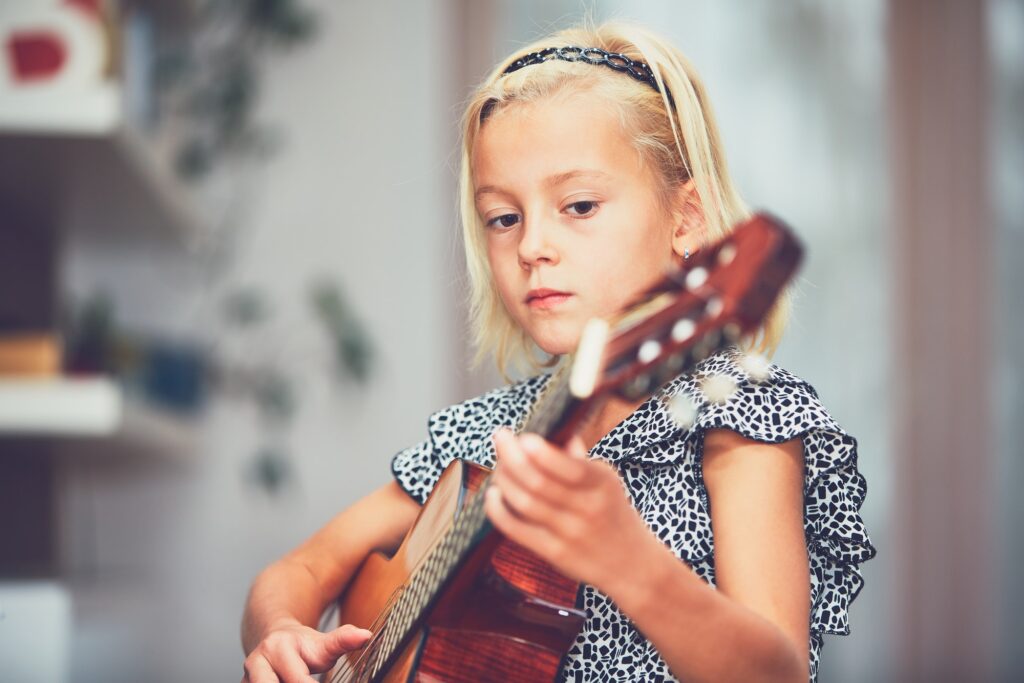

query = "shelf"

[
  {"left": 0, "top": 377, "right": 122, "bottom": 436},
  {"left": 0, "top": 82, "right": 207, "bottom": 244},
  {"left": 0, "top": 581, "right": 70, "bottom": 682},
  {"left": 0, "top": 378, "right": 197, "bottom": 457},
  {"left": 0, "top": 82, "right": 120, "bottom": 136}
]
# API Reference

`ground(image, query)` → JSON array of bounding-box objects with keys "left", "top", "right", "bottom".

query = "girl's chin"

[
  {"left": 530, "top": 335, "right": 580, "bottom": 358},
  {"left": 522, "top": 319, "right": 586, "bottom": 357}
]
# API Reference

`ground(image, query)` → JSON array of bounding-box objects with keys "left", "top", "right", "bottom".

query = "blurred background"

[{"left": 0, "top": 0, "right": 1019, "bottom": 681}]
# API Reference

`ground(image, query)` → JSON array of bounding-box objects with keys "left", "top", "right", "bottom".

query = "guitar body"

[{"left": 323, "top": 459, "right": 586, "bottom": 683}]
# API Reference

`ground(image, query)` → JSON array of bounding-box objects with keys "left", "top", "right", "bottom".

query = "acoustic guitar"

[{"left": 319, "top": 213, "right": 804, "bottom": 683}]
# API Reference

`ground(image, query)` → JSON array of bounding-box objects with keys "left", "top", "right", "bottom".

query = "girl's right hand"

[{"left": 242, "top": 621, "right": 373, "bottom": 683}]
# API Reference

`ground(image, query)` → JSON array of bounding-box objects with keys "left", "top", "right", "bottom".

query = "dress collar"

[{"left": 512, "top": 346, "right": 755, "bottom": 465}]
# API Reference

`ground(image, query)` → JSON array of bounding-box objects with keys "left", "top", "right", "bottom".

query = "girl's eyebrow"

[
  {"left": 475, "top": 169, "right": 612, "bottom": 201},
  {"left": 542, "top": 168, "right": 612, "bottom": 187}
]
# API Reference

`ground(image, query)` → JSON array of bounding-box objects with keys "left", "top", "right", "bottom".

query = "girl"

[{"left": 241, "top": 20, "right": 875, "bottom": 683}]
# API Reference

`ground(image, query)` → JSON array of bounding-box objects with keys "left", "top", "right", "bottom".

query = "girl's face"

[{"left": 472, "top": 93, "right": 687, "bottom": 356}]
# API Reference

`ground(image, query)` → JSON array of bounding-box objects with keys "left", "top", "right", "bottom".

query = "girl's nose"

[{"left": 517, "top": 217, "right": 560, "bottom": 268}]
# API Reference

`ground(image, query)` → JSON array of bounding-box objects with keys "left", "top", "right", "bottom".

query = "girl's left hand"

[{"left": 485, "top": 427, "right": 659, "bottom": 592}]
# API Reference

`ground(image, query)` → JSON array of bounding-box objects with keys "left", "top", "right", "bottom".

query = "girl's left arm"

[{"left": 486, "top": 427, "right": 809, "bottom": 683}]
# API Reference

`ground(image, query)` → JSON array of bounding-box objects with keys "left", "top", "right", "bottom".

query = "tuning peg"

[
  {"left": 705, "top": 296, "right": 724, "bottom": 317},
  {"left": 685, "top": 266, "right": 709, "bottom": 290},
  {"left": 638, "top": 339, "right": 662, "bottom": 364},
  {"left": 701, "top": 373, "right": 739, "bottom": 404},
  {"left": 570, "top": 318, "right": 610, "bottom": 398},
  {"left": 717, "top": 244, "right": 737, "bottom": 266},
  {"left": 671, "top": 318, "right": 697, "bottom": 343},
  {"left": 653, "top": 353, "right": 687, "bottom": 387},
  {"left": 667, "top": 392, "right": 699, "bottom": 430},
  {"left": 737, "top": 352, "right": 771, "bottom": 382},
  {"left": 692, "top": 330, "right": 721, "bottom": 361},
  {"left": 623, "top": 373, "right": 652, "bottom": 400},
  {"left": 665, "top": 351, "right": 688, "bottom": 373}
]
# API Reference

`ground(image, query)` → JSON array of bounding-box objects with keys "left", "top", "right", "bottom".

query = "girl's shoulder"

[
  {"left": 672, "top": 345, "right": 848, "bottom": 443},
  {"left": 391, "top": 373, "right": 552, "bottom": 503},
  {"left": 425, "top": 371, "right": 553, "bottom": 442}
]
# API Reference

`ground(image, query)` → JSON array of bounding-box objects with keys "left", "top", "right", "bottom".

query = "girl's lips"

[{"left": 527, "top": 292, "right": 572, "bottom": 309}]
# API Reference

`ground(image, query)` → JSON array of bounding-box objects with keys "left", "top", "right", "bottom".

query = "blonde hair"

[{"left": 458, "top": 20, "right": 789, "bottom": 376}]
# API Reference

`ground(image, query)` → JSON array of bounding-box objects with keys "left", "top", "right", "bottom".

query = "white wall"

[{"left": 60, "top": 1, "right": 460, "bottom": 680}]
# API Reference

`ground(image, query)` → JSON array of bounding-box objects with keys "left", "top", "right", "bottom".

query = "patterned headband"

[{"left": 500, "top": 45, "right": 673, "bottom": 105}]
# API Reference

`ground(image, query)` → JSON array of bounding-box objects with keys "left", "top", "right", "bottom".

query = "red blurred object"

[{"left": 6, "top": 30, "right": 67, "bottom": 82}]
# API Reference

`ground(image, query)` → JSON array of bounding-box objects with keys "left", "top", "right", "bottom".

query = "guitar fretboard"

[{"left": 365, "top": 488, "right": 488, "bottom": 678}]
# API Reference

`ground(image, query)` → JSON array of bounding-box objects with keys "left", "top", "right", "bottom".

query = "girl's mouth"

[{"left": 526, "top": 289, "right": 573, "bottom": 309}]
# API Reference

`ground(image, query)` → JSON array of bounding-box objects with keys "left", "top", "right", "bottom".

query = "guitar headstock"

[{"left": 568, "top": 212, "right": 803, "bottom": 406}]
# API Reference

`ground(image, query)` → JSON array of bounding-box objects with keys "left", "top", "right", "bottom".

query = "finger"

[
  {"left": 243, "top": 655, "right": 280, "bottom": 683},
  {"left": 567, "top": 435, "right": 588, "bottom": 459},
  {"left": 517, "top": 432, "right": 592, "bottom": 487},
  {"left": 320, "top": 624, "right": 373, "bottom": 659},
  {"left": 273, "top": 646, "right": 316, "bottom": 683},
  {"left": 485, "top": 485, "right": 562, "bottom": 559},
  {"left": 492, "top": 430, "right": 572, "bottom": 509},
  {"left": 494, "top": 429, "right": 585, "bottom": 495},
  {"left": 492, "top": 465, "right": 563, "bottom": 525}
]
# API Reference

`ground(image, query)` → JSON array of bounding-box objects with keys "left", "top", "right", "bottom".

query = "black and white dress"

[{"left": 391, "top": 346, "right": 876, "bottom": 683}]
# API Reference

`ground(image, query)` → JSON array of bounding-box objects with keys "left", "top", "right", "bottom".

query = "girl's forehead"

[
  {"left": 477, "top": 93, "right": 623, "bottom": 143},
  {"left": 472, "top": 96, "right": 642, "bottom": 187}
]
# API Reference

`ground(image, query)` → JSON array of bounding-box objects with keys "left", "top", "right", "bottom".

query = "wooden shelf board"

[
  {"left": 0, "top": 378, "right": 198, "bottom": 457},
  {"left": 0, "top": 83, "right": 120, "bottom": 137}
]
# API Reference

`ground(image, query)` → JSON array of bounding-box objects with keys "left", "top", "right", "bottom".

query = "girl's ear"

[{"left": 670, "top": 179, "right": 708, "bottom": 260}]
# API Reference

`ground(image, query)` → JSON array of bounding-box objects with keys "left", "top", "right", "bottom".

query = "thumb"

[
  {"left": 567, "top": 435, "right": 587, "bottom": 459},
  {"left": 321, "top": 624, "right": 373, "bottom": 657}
]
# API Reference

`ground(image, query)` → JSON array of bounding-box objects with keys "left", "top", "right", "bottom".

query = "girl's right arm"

[{"left": 241, "top": 480, "right": 421, "bottom": 682}]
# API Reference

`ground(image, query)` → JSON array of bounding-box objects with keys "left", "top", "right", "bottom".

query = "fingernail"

[{"left": 520, "top": 433, "right": 544, "bottom": 452}]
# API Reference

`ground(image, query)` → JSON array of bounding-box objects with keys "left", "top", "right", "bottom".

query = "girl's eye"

[
  {"left": 566, "top": 200, "right": 599, "bottom": 217},
  {"left": 486, "top": 213, "right": 520, "bottom": 229}
]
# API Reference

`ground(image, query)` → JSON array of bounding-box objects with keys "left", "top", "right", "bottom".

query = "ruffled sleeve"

[
  {"left": 689, "top": 367, "right": 877, "bottom": 644},
  {"left": 390, "top": 374, "right": 552, "bottom": 504},
  {"left": 390, "top": 439, "right": 440, "bottom": 505}
]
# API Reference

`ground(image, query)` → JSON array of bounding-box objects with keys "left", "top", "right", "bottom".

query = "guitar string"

[{"left": 328, "top": 593, "right": 398, "bottom": 683}]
